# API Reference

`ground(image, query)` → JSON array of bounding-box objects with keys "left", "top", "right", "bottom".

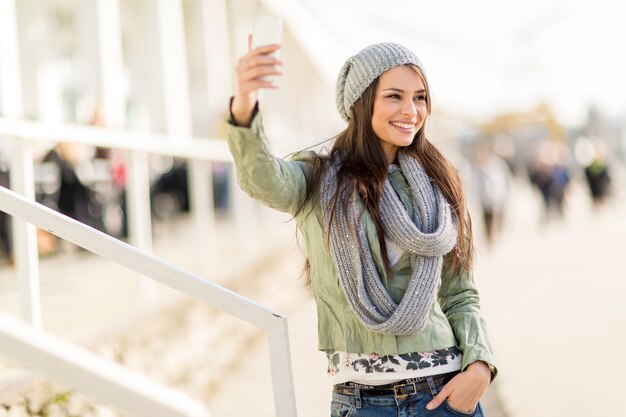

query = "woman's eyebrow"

[{"left": 381, "top": 87, "right": 427, "bottom": 94}]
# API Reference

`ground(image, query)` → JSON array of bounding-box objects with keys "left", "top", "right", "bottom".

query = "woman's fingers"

[
  {"left": 237, "top": 47, "right": 282, "bottom": 73},
  {"left": 236, "top": 46, "right": 283, "bottom": 96},
  {"left": 248, "top": 54, "right": 283, "bottom": 68},
  {"left": 238, "top": 44, "right": 281, "bottom": 61},
  {"left": 242, "top": 65, "right": 282, "bottom": 81},
  {"left": 250, "top": 43, "right": 281, "bottom": 56},
  {"left": 235, "top": 66, "right": 282, "bottom": 96},
  {"left": 237, "top": 58, "right": 282, "bottom": 78},
  {"left": 238, "top": 44, "right": 281, "bottom": 67}
]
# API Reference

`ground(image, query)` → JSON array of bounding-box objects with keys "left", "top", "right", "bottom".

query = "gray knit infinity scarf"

[{"left": 321, "top": 151, "right": 457, "bottom": 335}]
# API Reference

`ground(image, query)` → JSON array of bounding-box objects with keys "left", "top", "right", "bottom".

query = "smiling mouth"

[{"left": 389, "top": 121, "right": 415, "bottom": 130}]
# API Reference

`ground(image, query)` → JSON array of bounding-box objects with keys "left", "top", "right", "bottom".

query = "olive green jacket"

[{"left": 226, "top": 111, "right": 496, "bottom": 374}]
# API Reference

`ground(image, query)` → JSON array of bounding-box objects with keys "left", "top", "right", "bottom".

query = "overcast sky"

[{"left": 297, "top": 0, "right": 626, "bottom": 126}]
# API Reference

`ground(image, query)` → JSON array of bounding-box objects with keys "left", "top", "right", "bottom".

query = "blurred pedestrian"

[
  {"left": 42, "top": 144, "right": 91, "bottom": 226},
  {"left": 528, "top": 141, "right": 571, "bottom": 221},
  {"left": 228, "top": 40, "right": 496, "bottom": 416},
  {"left": 582, "top": 139, "right": 612, "bottom": 207},
  {"left": 472, "top": 143, "right": 509, "bottom": 245},
  {"left": 584, "top": 158, "right": 611, "bottom": 205},
  {"left": 549, "top": 163, "right": 570, "bottom": 217}
]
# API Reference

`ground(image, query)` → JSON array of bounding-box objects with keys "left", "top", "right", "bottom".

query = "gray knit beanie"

[{"left": 336, "top": 43, "right": 423, "bottom": 122}]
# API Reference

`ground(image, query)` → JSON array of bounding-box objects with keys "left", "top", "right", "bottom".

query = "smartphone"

[
  {"left": 251, "top": 16, "right": 283, "bottom": 51},
  {"left": 251, "top": 16, "right": 283, "bottom": 82}
]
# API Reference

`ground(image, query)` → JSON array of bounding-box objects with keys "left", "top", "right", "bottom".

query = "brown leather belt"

[{"left": 333, "top": 371, "right": 458, "bottom": 398}]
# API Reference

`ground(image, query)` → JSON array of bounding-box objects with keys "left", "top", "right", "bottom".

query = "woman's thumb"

[{"left": 426, "top": 386, "right": 450, "bottom": 410}]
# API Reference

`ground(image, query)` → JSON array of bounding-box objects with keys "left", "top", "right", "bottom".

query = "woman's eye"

[
  {"left": 414, "top": 95, "right": 426, "bottom": 101},
  {"left": 386, "top": 94, "right": 401, "bottom": 99}
]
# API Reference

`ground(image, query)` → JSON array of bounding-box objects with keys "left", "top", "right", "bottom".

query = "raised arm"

[
  {"left": 227, "top": 38, "right": 308, "bottom": 216},
  {"left": 231, "top": 37, "right": 282, "bottom": 127}
]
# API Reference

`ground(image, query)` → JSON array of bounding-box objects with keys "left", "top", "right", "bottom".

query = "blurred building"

[{"left": 1, "top": 0, "right": 347, "bottom": 154}]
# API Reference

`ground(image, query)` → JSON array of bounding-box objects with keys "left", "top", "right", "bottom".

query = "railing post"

[
  {"left": 10, "top": 139, "right": 41, "bottom": 328},
  {"left": 267, "top": 316, "right": 298, "bottom": 417},
  {"left": 1, "top": 0, "right": 41, "bottom": 328},
  {"left": 125, "top": 149, "right": 155, "bottom": 296},
  {"left": 188, "top": 159, "right": 217, "bottom": 276},
  {"left": 125, "top": 150, "right": 153, "bottom": 252},
  {"left": 76, "top": 0, "right": 125, "bottom": 127}
]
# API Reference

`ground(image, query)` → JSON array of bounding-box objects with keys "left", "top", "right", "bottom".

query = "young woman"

[{"left": 228, "top": 40, "right": 496, "bottom": 417}]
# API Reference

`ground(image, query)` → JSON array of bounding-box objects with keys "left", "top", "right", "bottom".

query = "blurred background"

[{"left": 1, "top": 0, "right": 624, "bottom": 416}]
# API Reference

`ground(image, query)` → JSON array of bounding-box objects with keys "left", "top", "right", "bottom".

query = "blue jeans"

[{"left": 330, "top": 374, "right": 484, "bottom": 417}]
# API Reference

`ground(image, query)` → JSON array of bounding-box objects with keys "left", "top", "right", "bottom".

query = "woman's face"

[{"left": 371, "top": 65, "right": 428, "bottom": 164}]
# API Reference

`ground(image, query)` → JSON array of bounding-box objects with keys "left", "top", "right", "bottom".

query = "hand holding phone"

[{"left": 231, "top": 16, "right": 283, "bottom": 126}]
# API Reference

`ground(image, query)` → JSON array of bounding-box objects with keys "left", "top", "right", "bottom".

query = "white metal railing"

[
  {"left": 0, "top": 116, "right": 234, "bottom": 325},
  {"left": 0, "top": 118, "right": 232, "bottom": 160},
  {"left": 0, "top": 310, "right": 208, "bottom": 417},
  {"left": 0, "top": 184, "right": 297, "bottom": 416}
]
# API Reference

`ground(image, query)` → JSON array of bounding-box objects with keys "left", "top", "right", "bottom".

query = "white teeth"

[{"left": 390, "top": 121, "right": 414, "bottom": 129}]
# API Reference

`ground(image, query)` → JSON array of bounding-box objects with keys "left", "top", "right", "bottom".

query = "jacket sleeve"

[
  {"left": 225, "top": 108, "right": 308, "bottom": 216},
  {"left": 438, "top": 261, "right": 498, "bottom": 379}
]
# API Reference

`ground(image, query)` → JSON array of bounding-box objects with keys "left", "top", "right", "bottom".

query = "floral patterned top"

[{"left": 326, "top": 346, "right": 463, "bottom": 385}]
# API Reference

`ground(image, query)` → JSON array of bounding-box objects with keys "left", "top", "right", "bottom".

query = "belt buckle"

[{"left": 392, "top": 381, "right": 415, "bottom": 401}]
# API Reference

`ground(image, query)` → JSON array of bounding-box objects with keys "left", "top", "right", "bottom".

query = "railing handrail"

[
  {"left": 0, "top": 184, "right": 297, "bottom": 416},
  {"left": 0, "top": 117, "right": 233, "bottom": 162},
  {"left": 0, "top": 310, "right": 209, "bottom": 417},
  {"left": 0, "top": 185, "right": 284, "bottom": 335}
]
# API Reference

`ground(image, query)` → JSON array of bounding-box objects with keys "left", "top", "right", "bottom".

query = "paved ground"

[{"left": 474, "top": 177, "right": 626, "bottom": 417}]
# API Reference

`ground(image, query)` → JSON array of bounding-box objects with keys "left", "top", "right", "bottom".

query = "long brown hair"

[{"left": 297, "top": 64, "right": 474, "bottom": 278}]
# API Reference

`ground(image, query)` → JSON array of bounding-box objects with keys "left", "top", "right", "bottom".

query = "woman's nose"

[{"left": 402, "top": 98, "right": 417, "bottom": 116}]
